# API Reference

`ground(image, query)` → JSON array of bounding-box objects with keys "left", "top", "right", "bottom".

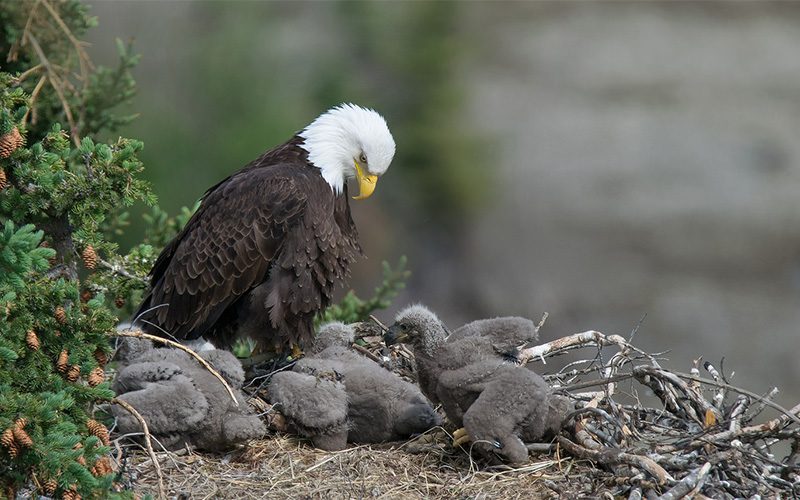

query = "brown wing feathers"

[{"left": 134, "top": 148, "right": 361, "bottom": 350}]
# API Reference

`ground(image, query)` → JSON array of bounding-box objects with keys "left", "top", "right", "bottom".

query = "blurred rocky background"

[{"left": 88, "top": 1, "right": 800, "bottom": 406}]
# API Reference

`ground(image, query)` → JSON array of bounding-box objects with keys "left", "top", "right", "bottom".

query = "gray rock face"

[{"left": 455, "top": 3, "right": 800, "bottom": 406}]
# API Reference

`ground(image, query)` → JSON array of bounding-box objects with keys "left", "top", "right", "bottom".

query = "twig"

[
  {"left": 40, "top": 0, "right": 94, "bottom": 81},
  {"left": 14, "top": 63, "right": 43, "bottom": 84},
  {"left": 519, "top": 330, "right": 660, "bottom": 367},
  {"left": 112, "top": 328, "right": 240, "bottom": 407},
  {"left": 351, "top": 343, "right": 383, "bottom": 364},
  {"left": 655, "top": 462, "right": 711, "bottom": 500},
  {"left": 23, "top": 74, "right": 47, "bottom": 125},
  {"left": 368, "top": 314, "right": 389, "bottom": 332},
  {"left": 25, "top": 32, "right": 80, "bottom": 146},
  {"left": 98, "top": 256, "right": 149, "bottom": 284},
  {"left": 703, "top": 360, "right": 725, "bottom": 409},
  {"left": 557, "top": 435, "right": 673, "bottom": 485},
  {"left": 535, "top": 311, "right": 549, "bottom": 332},
  {"left": 668, "top": 371, "right": 800, "bottom": 425},
  {"left": 112, "top": 397, "right": 166, "bottom": 500}
]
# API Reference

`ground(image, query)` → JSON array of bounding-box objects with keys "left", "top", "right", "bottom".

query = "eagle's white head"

[{"left": 299, "top": 103, "right": 396, "bottom": 199}]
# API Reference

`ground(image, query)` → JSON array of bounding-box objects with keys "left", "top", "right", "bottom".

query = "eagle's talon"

[
  {"left": 291, "top": 344, "right": 303, "bottom": 360},
  {"left": 452, "top": 427, "right": 471, "bottom": 447}
]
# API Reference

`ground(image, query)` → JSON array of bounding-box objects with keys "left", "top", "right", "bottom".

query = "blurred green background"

[{"left": 87, "top": 1, "right": 800, "bottom": 406}]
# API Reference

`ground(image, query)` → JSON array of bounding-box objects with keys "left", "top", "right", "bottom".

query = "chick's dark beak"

[{"left": 384, "top": 324, "right": 406, "bottom": 346}]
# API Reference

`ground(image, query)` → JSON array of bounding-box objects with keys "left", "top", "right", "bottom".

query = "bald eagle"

[{"left": 134, "top": 104, "right": 396, "bottom": 351}]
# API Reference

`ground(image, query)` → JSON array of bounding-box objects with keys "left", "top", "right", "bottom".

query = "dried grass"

[{"left": 122, "top": 431, "right": 564, "bottom": 499}]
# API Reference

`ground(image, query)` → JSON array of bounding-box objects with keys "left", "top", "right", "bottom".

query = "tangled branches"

[{"left": 523, "top": 330, "right": 800, "bottom": 498}]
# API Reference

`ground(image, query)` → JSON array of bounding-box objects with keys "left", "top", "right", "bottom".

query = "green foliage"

[
  {"left": 0, "top": 1, "right": 146, "bottom": 496},
  {"left": 231, "top": 337, "right": 258, "bottom": 360},
  {"left": 141, "top": 201, "right": 199, "bottom": 249},
  {"left": 0, "top": 222, "right": 117, "bottom": 497},
  {"left": 317, "top": 256, "right": 410, "bottom": 326},
  {"left": 0, "top": 0, "right": 138, "bottom": 144}
]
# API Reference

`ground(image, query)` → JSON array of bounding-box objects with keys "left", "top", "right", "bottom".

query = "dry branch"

[
  {"left": 556, "top": 436, "right": 673, "bottom": 485},
  {"left": 112, "top": 397, "right": 166, "bottom": 500}
]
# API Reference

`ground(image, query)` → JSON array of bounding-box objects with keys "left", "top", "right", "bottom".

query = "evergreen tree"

[{"left": 0, "top": 1, "right": 152, "bottom": 497}]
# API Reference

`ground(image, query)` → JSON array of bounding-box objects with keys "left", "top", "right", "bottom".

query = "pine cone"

[
  {"left": 91, "top": 456, "right": 114, "bottom": 477},
  {"left": 87, "top": 419, "right": 110, "bottom": 446},
  {"left": 87, "top": 366, "right": 105, "bottom": 387},
  {"left": 14, "top": 418, "right": 28, "bottom": 430},
  {"left": 81, "top": 245, "right": 98, "bottom": 270},
  {"left": 7, "top": 440, "right": 20, "bottom": 458},
  {"left": 62, "top": 485, "right": 81, "bottom": 500},
  {"left": 0, "top": 167, "right": 7, "bottom": 190},
  {"left": 43, "top": 478, "right": 58, "bottom": 496},
  {"left": 12, "top": 427, "right": 33, "bottom": 448},
  {"left": 55, "top": 306, "right": 67, "bottom": 324},
  {"left": 80, "top": 290, "right": 93, "bottom": 303},
  {"left": 114, "top": 296, "right": 125, "bottom": 309},
  {"left": 1, "top": 428, "right": 14, "bottom": 449},
  {"left": 2, "top": 428, "right": 20, "bottom": 458},
  {"left": 66, "top": 365, "right": 81, "bottom": 382},
  {"left": 94, "top": 349, "right": 108, "bottom": 367},
  {"left": 56, "top": 350, "right": 69, "bottom": 373},
  {"left": 0, "top": 126, "right": 23, "bottom": 158},
  {"left": 26, "top": 329, "right": 40, "bottom": 351}
]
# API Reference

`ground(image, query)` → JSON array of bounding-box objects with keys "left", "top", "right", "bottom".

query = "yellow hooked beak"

[{"left": 352, "top": 160, "right": 378, "bottom": 200}]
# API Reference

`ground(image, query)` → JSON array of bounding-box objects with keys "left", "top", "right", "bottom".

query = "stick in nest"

[
  {"left": 556, "top": 436, "right": 674, "bottom": 485},
  {"left": 112, "top": 328, "right": 239, "bottom": 407},
  {"left": 112, "top": 397, "right": 167, "bottom": 500}
]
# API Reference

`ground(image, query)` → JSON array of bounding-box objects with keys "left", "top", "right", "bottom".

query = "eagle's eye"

[{"left": 359, "top": 153, "right": 368, "bottom": 164}]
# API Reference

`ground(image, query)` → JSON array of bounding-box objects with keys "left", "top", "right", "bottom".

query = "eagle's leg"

[
  {"left": 452, "top": 427, "right": 471, "bottom": 447},
  {"left": 290, "top": 344, "right": 303, "bottom": 359}
]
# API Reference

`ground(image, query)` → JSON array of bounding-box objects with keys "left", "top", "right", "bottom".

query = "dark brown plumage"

[
  {"left": 135, "top": 104, "right": 396, "bottom": 351},
  {"left": 134, "top": 139, "right": 361, "bottom": 349}
]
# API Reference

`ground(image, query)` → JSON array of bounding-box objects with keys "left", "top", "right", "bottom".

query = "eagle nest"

[{"left": 116, "top": 323, "right": 799, "bottom": 499}]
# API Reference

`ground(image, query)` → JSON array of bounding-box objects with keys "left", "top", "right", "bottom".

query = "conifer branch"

[{"left": 97, "top": 256, "right": 148, "bottom": 285}]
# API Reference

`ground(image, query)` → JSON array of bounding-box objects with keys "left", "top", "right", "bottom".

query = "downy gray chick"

[{"left": 111, "top": 337, "right": 265, "bottom": 451}]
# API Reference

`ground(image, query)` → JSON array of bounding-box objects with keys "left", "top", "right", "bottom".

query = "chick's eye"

[
  {"left": 359, "top": 153, "right": 368, "bottom": 164},
  {"left": 400, "top": 323, "right": 409, "bottom": 332}
]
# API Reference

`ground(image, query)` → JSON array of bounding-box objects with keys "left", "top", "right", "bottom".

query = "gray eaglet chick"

[
  {"left": 267, "top": 369, "right": 349, "bottom": 451},
  {"left": 111, "top": 338, "right": 265, "bottom": 452},
  {"left": 295, "top": 322, "right": 441, "bottom": 444},
  {"left": 384, "top": 305, "right": 539, "bottom": 428},
  {"left": 455, "top": 363, "right": 572, "bottom": 463}
]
